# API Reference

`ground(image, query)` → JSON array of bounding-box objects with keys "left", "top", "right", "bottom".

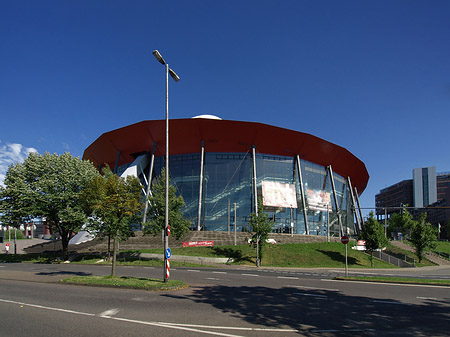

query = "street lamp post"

[{"left": 152, "top": 50, "right": 180, "bottom": 283}]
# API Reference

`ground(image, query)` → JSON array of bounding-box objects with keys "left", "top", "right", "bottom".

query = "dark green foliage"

[
  {"left": 360, "top": 211, "right": 389, "bottom": 267},
  {"left": 410, "top": 213, "right": 437, "bottom": 263},
  {"left": 143, "top": 168, "right": 190, "bottom": 240},
  {"left": 388, "top": 206, "right": 414, "bottom": 236},
  {"left": 0, "top": 152, "right": 100, "bottom": 260},
  {"left": 248, "top": 198, "right": 274, "bottom": 266},
  {"left": 82, "top": 167, "right": 143, "bottom": 276}
]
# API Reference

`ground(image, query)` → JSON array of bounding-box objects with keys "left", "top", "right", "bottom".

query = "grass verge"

[
  {"left": 335, "top": 276, "right": 450, "bottom": 286},
  {"left": 130, "top": 242, "right": 396, "bottom": 268},
  {"left": 61, "top": 275, "right": 187, "bottom": 291}
]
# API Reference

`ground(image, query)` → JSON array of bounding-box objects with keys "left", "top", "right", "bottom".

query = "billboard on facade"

[
  {"left": 262, "top": 181, "right": 297, "bottom": 208},
  {"left": 306, "top": 189, "right": 331, "bottom": 212}
]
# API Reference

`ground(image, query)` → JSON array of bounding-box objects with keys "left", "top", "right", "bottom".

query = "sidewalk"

[{"left": 0, "top": 239, "right": 49, "bottom": 254}]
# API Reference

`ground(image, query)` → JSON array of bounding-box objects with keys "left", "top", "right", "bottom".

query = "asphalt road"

[{"left": 0, "top": 263, "right": 449, "bottom": 336}]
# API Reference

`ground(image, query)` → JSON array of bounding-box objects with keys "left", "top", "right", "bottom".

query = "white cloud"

[{"left": 0, "top": 141, "right": 38, "bottom": 186}]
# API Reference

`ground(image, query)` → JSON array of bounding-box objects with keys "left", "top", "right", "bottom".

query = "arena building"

[{"left": 83, "top": 116, "right": 369, "bottom": 237}]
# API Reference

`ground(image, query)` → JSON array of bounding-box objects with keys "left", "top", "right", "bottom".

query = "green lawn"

[
  {"left": 61, "top": 275, "right": 187, "bottom": 290},
  {"left": 384, "top": 243, "right": 436, "bottom": 267},
  {"left": 433, "top": 241, "right": 450, "bottom": 259},
  {"left": 129, "top": 242, "right": 395, "bottom": 268},
  {"left": 3, "top": 241, "right": 444, "bottom": 269}
]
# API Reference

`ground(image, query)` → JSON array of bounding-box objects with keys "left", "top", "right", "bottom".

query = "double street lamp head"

[
  {"left": 152, "top": 50, "right": 166, "bottom": 65},
  {"left": 152, "top": 50, "right": 180, "bottom": 82}
]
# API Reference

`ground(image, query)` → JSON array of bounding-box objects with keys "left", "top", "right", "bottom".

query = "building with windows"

[
  {"left": 376, "top": 167, "right": 450, "bottom": 229},
  {"left": 83, "top": 117, "right": 369, "bottom": 237}
]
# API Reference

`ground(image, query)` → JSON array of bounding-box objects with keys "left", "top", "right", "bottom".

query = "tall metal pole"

[
  {"left": 234, "top": 203, "right": 237, "bottom": 245},
  {"left": 296, "top": 155, "right": 309, "bottom": 235},
  {"left": 153, "top": 50, "right": 179, "bottom": 283},
  {"left": 164, "top": 63, "right": 169, "bottom": 283},
  {"left": 197, "top": 140, "right": 205, "bottom": 231}
]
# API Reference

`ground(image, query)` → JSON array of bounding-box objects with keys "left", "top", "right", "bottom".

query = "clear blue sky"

[{"left": 1, "top": 0, "right": 449, "bottom": 212}]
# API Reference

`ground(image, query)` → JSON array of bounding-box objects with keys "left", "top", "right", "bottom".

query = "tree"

[
  {"left": 248, "top": 198, "right": 274, "bottom": 267},
  {"left": 360, "top": 211, "right": 389, "bottom": 267},
  {"left": 410, "top": 213, "right": 437, "bottom": 263},
  {"left": 0, "top": 152, "right": 100, "bottom": 260},
  {"left": 388, "top": 206, "right": 414, "bottom": 238},
  {"left": 0, "top": 162, "right": 31, "bottom": 254},
  {"left": 143, "top": 168, "right": 190, "bottom": 240},
  {"left": 82, "top": 167, "right": 143, "bottom": 276}
]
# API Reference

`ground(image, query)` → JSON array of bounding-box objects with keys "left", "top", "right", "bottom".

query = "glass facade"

[{"left": 144, "top": 150, "right": 358, "bottom": 237}]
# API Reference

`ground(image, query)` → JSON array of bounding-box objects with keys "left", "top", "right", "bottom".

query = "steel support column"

[
  {"left": 354, "top": 187, "right": 365, "bottom": 226},
  {"left": 328, "top": 165, "right": 344, "bottom": 236},
  {"left": 296, "top": 155, "right": 309, "bottom": 235},
  {"left": 197, "top": 140, "right": 205, "bottom": 231},
  {"left": 347, "top": 177, "right": 361, "bottom": 234},
  {"left": 252, "top": 145, "right": 258, "bottom": 215},
  {"left": 142, "top": 142, "right": 157, "bottom": 224}
]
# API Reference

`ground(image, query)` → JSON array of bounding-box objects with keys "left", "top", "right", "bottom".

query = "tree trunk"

[
  {"left": 111, "top": 236, "right": 117, "bottom": 277},
  {"left": 61, "top": 235, "right": 70, "bottom": 261},
  {"left": 107, "top": 234, "right": 111, "bottom": 262}
]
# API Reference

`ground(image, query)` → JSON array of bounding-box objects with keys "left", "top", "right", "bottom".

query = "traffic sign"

[
  {"left": 341, "top": 235, "right": 349, "bottom": 244},
  {"left": 165, "top": 248, "right": 172, "bottom": 259}
]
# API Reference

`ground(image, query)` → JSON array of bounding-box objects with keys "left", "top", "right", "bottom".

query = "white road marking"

[
  {"left": 0, "top": 298, "right": 95, "bottom": 317},
  {"left": 372, "top": 300, "right": 407, "bottom": 305},
  {"left": 241, "top": 274, "right": 258, "bottom": 277},
  {"left": 294, "top": 292, "right": 327, "bottom": 298},
  {"left": 212, "top": 271, "right": 227, "bottom": 274},
  {"left": 322, "top": 278, "right": 450, "bottom": 289},
  {"left": 290, "top": 285, "right": 339, "bottom": 291},
  {"left": 143, "top": 267, "right": 154, "bottom": 269},
  {"left": 206, "top": 278, "right": 220, "bottom": 280},
  {"left": 0, "top": 297, "right": 376, "bottom": 336},
  {"left": 417, "top": 296, "right": 438, "bottom": 300},
  {"left": 160, "top": 321, "right": 299, "bottom": 332},
  {"left": 187, "top": 269, "right": 200, "bottom": 272},
  {"left": 277, "top": 276, "right": 299, "bottom": 280},
  {"left": 99, "top": 308, "right": 120, "bottom": 317}
]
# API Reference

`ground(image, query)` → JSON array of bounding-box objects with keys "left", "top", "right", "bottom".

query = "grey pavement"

[{"left": 0, "top": 238, "right": 50, "bottom": 254}]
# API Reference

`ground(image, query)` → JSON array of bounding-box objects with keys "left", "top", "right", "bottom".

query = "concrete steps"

[
  {"left": 70, "top": 231, "right": 341, "bottom": 254},
  {"left": 23, "top": 231, "right": 342, "bottom": 255}
]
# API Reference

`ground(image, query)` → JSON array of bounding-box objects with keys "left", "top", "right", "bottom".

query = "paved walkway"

[{"left": 0, "top": 239, "right": 50, "bottom": 254}]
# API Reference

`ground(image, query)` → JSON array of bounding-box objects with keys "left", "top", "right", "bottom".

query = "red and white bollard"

[{"left": 166, "top": 259, "right": 170, "bottom": 279}]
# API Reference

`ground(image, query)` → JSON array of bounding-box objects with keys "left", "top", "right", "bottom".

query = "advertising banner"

[
  {"left": 262, "top": 181, "right": 297, "bottom": 208},
  {"left": 182, "top": 241, "right": 214, "bottom": 247},
  {"left": 306, "top": 189, "right": 331, "bottom": 212}
]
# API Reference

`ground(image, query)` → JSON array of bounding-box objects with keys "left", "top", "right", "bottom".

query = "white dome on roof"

[{"left": 191, "top": 114, "right": 222, "bottom": 120}]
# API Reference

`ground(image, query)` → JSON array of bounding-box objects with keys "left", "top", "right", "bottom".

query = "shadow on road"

[
  {"left": 36, "top": 271, "right": 92, "bottom": 276},
  {"left": 166, "top": 285, "right": 449, "bottom": 336}
]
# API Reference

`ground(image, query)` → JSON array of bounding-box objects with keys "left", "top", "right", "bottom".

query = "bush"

[{"left": 3, "top": 229, "right": 25, "bottom": 240}]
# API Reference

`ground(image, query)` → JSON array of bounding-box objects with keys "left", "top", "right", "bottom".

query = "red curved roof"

[{"left": 83, "top": 119, "right": 369, "bottom": 193}]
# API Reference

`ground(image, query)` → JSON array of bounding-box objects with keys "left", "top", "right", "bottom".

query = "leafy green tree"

[
  {"left": 143, "top": 168, "right": 190, "bottom": 240},
  {"left": 388, "top": 206, "right": 414, "bottom": 238},
  {"left": 0, "top": 152, "right": 100, "bottom": 260},
  {"left": 360, "top": 211, "right": 389, "bottom": 267},
  {"left": 410, "top": 213, "right": 437, "bottom": 263},
  {"left": 82, "top": 167, "right": 143, "bottom": 276},
  {"left": 0, "top": 162, "right": 31, "bottom": 253},
  {"left": 248, "top": 198, "right": 274, "bottom": 267}
]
